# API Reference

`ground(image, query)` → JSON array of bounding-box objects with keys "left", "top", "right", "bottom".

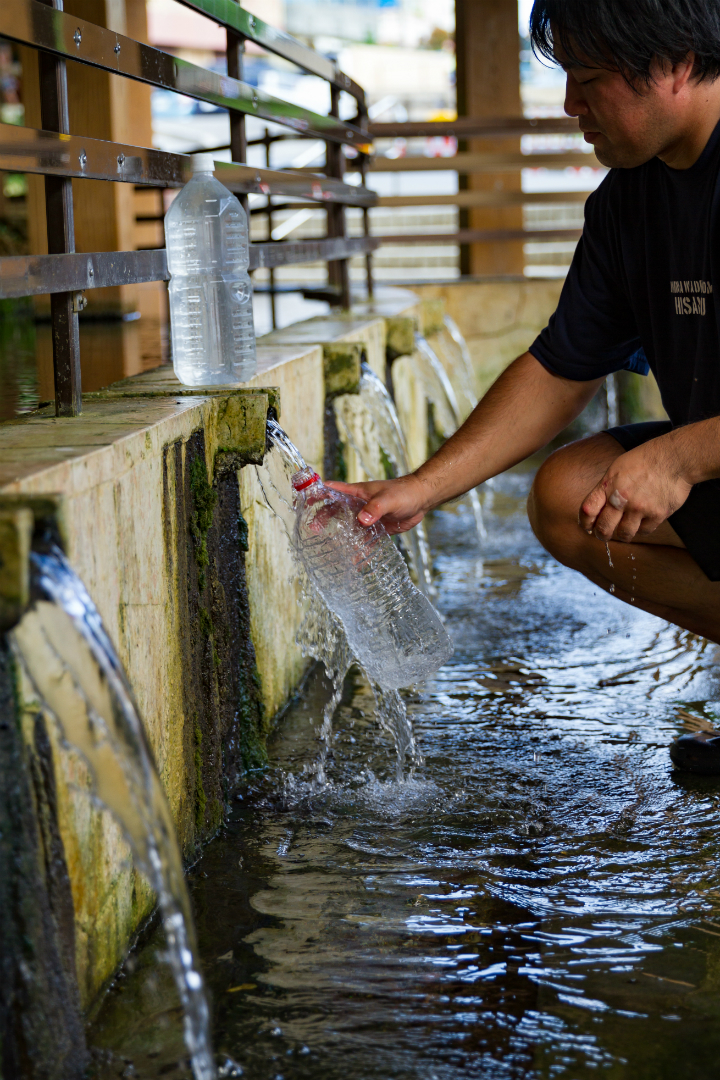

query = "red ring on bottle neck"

[{"left": 293, "top": 472, "right": 320, "bottom": 492}]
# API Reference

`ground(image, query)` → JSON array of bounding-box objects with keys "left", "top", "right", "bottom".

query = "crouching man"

[{"left": 334, "top": 0, "right": 720, "bottom": 773}]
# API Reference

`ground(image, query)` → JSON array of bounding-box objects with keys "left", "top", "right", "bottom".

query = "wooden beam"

[
  {"left": 455, "top": 0, "right": 524, "bottom": 275},
  {"left": 377, "top": 190, "right": 592, "bottom": 209},
  {"left": 372, "top": 228, "right": 582, "bottom": 245},
  {"left": 368, "top": 117, "right": 579, "bottom": 138},
  {"left": 369, "top": 151, "right": 602, "bottom": 172}
]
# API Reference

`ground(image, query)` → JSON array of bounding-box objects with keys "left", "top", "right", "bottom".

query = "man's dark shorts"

[{"left": 607, "top": 421, "right": 720, "bottom": 582}]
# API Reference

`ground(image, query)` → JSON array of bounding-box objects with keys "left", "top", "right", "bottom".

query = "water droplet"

[
  {"left": 609, "top": 584, "right": 616, "bottom": 594},
  {"left": 606, "top": 542, "right": 614, "bottom": 568}
]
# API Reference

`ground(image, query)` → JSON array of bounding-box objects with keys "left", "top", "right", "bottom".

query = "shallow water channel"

[{"left": 92, "top": 461, "right": 720, "bottom": 1080}]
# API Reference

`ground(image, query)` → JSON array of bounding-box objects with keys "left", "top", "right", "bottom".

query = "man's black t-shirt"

[{"left": 530, "top": 119, "right": 720, "bottom": 427}]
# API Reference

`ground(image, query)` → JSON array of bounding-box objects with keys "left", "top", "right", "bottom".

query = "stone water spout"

[{"left": 0, "top": 495, "right": 216, "bottom": 1080}]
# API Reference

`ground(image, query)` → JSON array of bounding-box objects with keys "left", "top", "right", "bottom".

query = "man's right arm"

[{"left": 330, "top": 352, "right": 604, "bottom": 533}]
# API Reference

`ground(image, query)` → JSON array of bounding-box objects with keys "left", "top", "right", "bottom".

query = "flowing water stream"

[
  {"left": 89, "top": 454, "right": 720, "bottom": 1080},
  {"left": 10, "top": 546, "right": 219, "bottom": 1080},
  {"left": 414, "top": 334, "right": 486, "bottom": 543}
]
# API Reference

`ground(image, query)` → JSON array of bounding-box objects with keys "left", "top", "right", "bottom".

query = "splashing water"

[
  {"left": 10, "top": 546, "right": 216, "bottom": 1079},
  {"left": 260, "top": 420, "right": 419, "bottom": 788},
  {"left": 414, "top": 334, "right": 486, "bottom": 542},
  {"left": 256, "top": 421, "right": 354, "bottom": 790},
  {"left": 295, "top": 586, "right": 352, "bottom": 791},
  {"left": 371, "top": 682, "right": 420, "bottom": 782},
  {"left": 333, "top": 361, "right": 434, "bottom": 596}
]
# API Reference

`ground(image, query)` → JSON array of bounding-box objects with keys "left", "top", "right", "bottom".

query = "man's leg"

[{"left": 527, "top": 433, "right": 720, "bottom": 645}]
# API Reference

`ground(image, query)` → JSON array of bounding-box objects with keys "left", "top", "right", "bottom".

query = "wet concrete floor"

[{"left": 91, "top": 462, "right": 720, "bottom": 1080}]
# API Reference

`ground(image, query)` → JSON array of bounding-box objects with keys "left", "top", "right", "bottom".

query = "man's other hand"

[
  {"left": 326, "top": 475, "right": 429, "bottom": 534},
  {"left": 579, "top": 438, "right": 692, "bottom": 542}
]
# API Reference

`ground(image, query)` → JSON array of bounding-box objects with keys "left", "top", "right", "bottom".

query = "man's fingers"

[
  {"left": 579, "top": 484, "right": 608, "bottom": 531},
  {"left": 326, "top": 481, "right": 373, "bottom": 500},
  {"left": 592, "top": 505, "right": 623, "bottom": 540},
  {"left": 614, "top": 512, "right": 643, "bottom": 544},
  {"left": 356, "top": 493, "right": 400, "bottom": 525},
  {"left": 326, "top": 477, "right": 426, "bottom": 530},
  {"left": 383, "top": 512, "right": 426, "bottom": 535}
]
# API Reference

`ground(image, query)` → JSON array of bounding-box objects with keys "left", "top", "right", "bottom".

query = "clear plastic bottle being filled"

[
  {"left": 292, "top": 466, "right": 453, "bottom": 690},
  {"left": 164, "top": 153, "right": 256, "bottom": 386}
]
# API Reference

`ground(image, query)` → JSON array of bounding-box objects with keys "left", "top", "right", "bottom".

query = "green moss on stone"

[
  {"left": 209, "top": 797, "right": 223, "bottom": 833},
  {"left": 337, "top": 443, "right": 348, "bottom": 483},
  {"left": 198, "top": 607, "right": 212, "bottom": 638},
  {"left": 193, "top": 720, "right": 207, "bottom": 832},
  {"left": 236, "top": 663, "right": 268, "bottom": 771},
  {"left": 238, "top": 511, "right": 249, "bottom": 553},
  {"left": 379, "top": 446, "right": 395, "bottom": 480},
  {"left": 189, "top": 455, "right": 218, "bottom": 591}
]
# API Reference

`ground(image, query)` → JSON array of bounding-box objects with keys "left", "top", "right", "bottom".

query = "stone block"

[
  {"left": 386, "top": 316, "right": 417, "bottom": 361},
  {"left": 261, "top": 314, "right": 387, "bottom": 382},
  {"left": 420, "top": 298, "right": 446, "bottom": 338},
  {"left": 209, "top": 391, "right": 272, "bottom": 466},
  {"left": 323, "top": 343, "right": 362, "bottom": 398}
]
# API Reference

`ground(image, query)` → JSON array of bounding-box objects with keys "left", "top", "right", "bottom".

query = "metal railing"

[{"left": 0, "top": 0, "right": 378, "bottom": 416}]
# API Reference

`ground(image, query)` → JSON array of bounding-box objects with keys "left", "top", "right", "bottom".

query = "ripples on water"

[{"left": 92, "top": 462, "right": 720, "bottom": 1080}]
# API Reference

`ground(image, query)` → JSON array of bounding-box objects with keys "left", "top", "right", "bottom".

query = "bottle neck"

[{"left": 292, "top": 468, "right": 322, "bottom": 494}]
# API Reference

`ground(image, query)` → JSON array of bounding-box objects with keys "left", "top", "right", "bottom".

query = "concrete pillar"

[{"left": 455, "top": 0, "right": 524, "bottom": 277}]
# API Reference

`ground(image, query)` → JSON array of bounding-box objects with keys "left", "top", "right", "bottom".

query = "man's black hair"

[{"left": 530, "top": 0, "right": 720, "bottom": 84}]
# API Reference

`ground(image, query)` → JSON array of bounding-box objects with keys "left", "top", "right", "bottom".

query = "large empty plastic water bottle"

[
  {"left": 164, "top": 153, "right": 256, "bottom": 386},
  {"left": 292, "top": 467, "right": 453, "bottom": 689}
]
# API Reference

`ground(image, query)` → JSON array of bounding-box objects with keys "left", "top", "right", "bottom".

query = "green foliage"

[{"left": 3, "top": 174, "right": 27, "bottom": 198}]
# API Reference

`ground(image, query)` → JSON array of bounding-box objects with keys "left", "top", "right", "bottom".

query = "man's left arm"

[{"left": 579, "top": 420, "right": 720, "bottom": 541}]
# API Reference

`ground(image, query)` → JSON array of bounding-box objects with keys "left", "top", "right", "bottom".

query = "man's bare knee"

[
  {"left": 528, "top": 434, "right": 622, "bottom": 563},
  {"left": 527, "top": 449, "right": 577, "bottom": 559}
]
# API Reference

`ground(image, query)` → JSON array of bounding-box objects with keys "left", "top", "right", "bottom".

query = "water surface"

[{"left": 91, "top": 463, "right": 720, "bottom": 1080}]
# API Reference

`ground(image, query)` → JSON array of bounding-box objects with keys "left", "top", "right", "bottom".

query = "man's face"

[{"left": 562, "top": 60, "right": 684, "bottom": 168}]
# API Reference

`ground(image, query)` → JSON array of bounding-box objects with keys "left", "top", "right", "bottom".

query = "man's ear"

[{"left": 671, "top": 52, "right": 697, "bottom": 94}]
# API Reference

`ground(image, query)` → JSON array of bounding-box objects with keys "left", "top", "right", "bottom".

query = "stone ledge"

[{"left": 261, "top": 314, "right": 387, "bottom": 381}]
